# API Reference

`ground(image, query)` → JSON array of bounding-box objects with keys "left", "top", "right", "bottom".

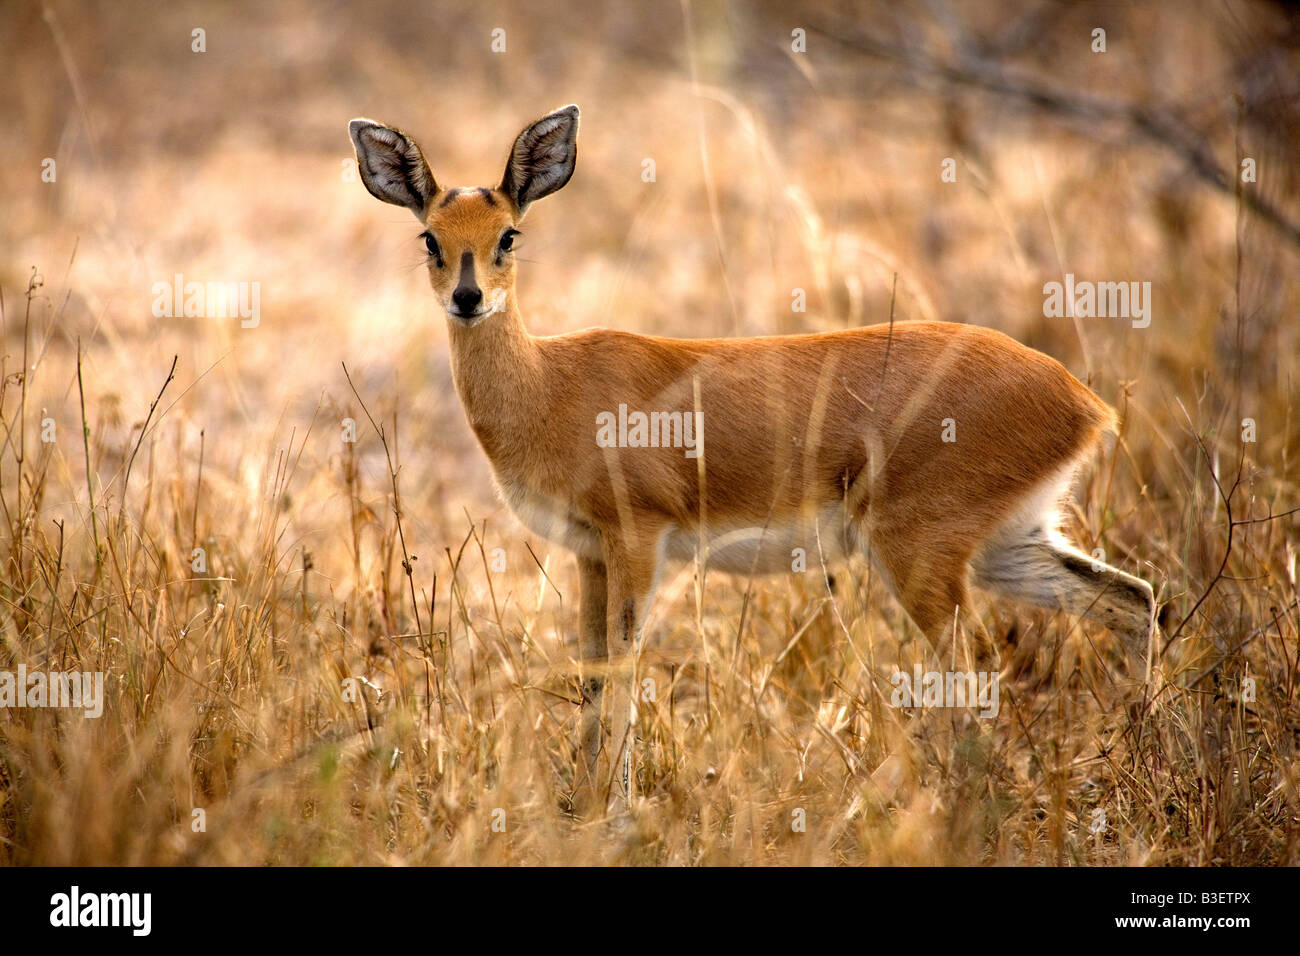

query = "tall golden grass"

[{"left": 1, "top": 0, "right": 1297, "bottom": 864}]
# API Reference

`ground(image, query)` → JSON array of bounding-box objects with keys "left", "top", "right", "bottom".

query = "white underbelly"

[
  {"left": 664, "top": 505, "right": 856, "bottom": 575},
  {"left": 500, "top": 479, "right": 856, "bottom": 575},
  {"left": 499, "top": 480, "right": 602, "bottom": 558}
]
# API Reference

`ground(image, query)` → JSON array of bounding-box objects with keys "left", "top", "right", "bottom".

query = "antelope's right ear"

[{"left": 348, "top": 118, "right": 438, "bottom": 217}]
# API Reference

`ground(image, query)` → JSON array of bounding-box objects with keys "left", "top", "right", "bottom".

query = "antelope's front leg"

[
  {"left": 600, "top": 537, "right": 660, "bottom": 809},
  {"left": 573, "top": 555, "right": 607, "bottom": 814}
]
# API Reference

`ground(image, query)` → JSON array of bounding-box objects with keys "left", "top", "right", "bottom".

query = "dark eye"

[
  {"left": 498, "top": 229, "right": 519, "bottom": 254},
  {"left": 422, "top": 232, "right": 443, "bottom": 264}
]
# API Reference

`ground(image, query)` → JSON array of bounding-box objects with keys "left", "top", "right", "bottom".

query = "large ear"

[
  {"left": 500, "top": 105, "right": 579, "bottom": 216},
  {"left": 348, "top": 118, "right": 437, "bottom": 216}
]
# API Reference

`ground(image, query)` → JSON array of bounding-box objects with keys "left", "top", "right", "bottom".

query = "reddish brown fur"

[
  {"left": 450, "top": 299, "right": 1115, "bottom": 629},
  {"left": 351, "top": 107, "right": 1152, "bottom": 812}
]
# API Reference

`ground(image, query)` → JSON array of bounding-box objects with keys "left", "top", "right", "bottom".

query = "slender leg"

[
  {"left": 873, "top": 533, "right": 973, "bottom": 657},
  {"left": 572, "top": 555, "right": 607, "bottom": 814},
  {"left": 599, "top": 534, "right": 661, "bottom": 808},
  {"left": 972, "top": 524, "right": 1156, "bottom": 671}
]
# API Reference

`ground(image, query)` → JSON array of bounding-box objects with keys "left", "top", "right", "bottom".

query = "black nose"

[{"left": 452, "top": 286, "right": 482, "bottom": 314}]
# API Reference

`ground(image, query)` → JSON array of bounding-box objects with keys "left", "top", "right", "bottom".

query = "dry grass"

[{"left": 1, "top": 0, "right": 1298, "bottom": 865}]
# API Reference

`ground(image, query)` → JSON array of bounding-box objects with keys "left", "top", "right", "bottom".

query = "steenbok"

[{"left": 349, "top": 104, "right": 1157, "bottom": 810}]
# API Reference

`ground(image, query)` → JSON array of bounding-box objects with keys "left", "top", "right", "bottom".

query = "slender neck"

[{"left": 446, "top": 292, "right": 543, "bottom": 460}]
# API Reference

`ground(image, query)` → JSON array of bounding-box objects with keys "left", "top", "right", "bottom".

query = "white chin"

[{"left": 448, "top": 309, "right": 488, "bottom": 328}]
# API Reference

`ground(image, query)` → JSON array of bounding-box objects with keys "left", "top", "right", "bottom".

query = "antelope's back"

[{"left": 861, "top": 321, "right": 1115, "bottom": 538}]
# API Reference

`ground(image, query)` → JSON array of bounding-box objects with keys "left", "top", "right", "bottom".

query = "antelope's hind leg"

[
  {"left": 871, "top": 533, "right": 977, "bottom": 663},
  {"left": 972, "top": 523, "right": 1156, "bottom": 672}
]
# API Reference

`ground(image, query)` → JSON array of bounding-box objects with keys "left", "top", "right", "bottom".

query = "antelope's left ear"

[{"left": 500, "top": 105, "right": 579, "bottom": 217}]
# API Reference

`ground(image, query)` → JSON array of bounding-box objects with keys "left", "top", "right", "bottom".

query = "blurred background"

[
  {"left": 1, "top": 0, "right": 1298, "bottom": 864},
  {"left": 3, "top": 0, "right": 1298, "bottom": 535}
]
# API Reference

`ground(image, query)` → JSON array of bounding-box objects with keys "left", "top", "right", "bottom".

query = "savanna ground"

[{"left": 1, "top": 0, "right": 1298, "bottom": 865}]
